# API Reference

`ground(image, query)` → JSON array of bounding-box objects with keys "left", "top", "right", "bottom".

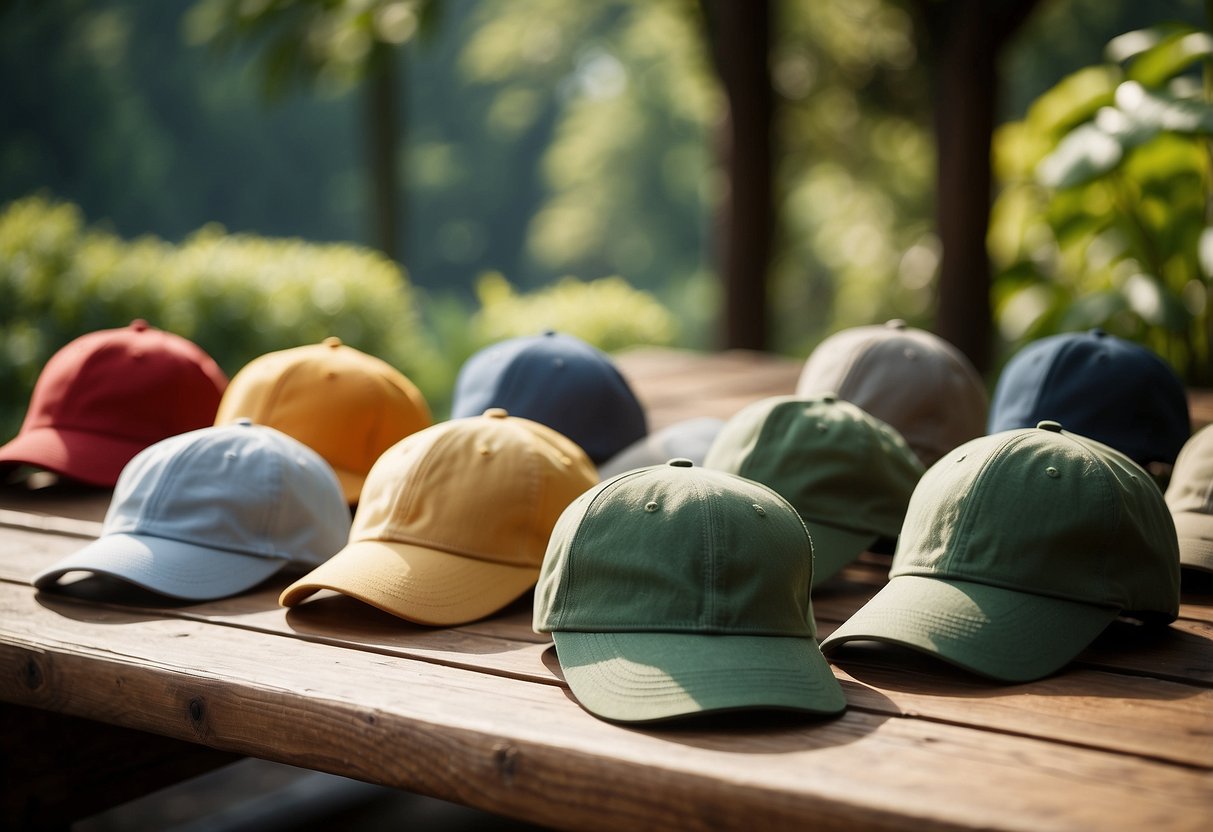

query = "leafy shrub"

[
  {"left": 0, "top": 194, "right": 438, "bottom": 439},
  {"left": 989, "top": 23, "right": 1213, "bottom": 381},
  {"left": 0, "top": 195, "right": 679, "bottom": 438},
  {"left": 471, "top": 271, "right": 678, "bottom": 352}
]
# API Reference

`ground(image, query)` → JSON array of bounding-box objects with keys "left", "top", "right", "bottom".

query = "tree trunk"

[
  {"left": 921, "top": 0, "right": 1041, "bottom": 373},
  {"left": 366, "top": 44, "right": 402, "bottom": 264},
  {"left": 701, "top": 0, "right": 774, "bottom": 351}
]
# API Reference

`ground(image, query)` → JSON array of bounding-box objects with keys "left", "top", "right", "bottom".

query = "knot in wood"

[
  {"left": 23, "top": 656, "right": 44, "bottom": 691},
  {"left": 188, "top": 696, "right": 206, "bottom": 726},
  {"left": 493, "top": 743, "right": 519, "bottom": 784}
]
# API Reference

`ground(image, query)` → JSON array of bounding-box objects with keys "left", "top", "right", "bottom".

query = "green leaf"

[
  {"left": 1126, "top": 29, "right": 1213, "bottom": 88},
  {"left": 1025, "top": 65, "right": 1122, "bottom": 140},
  {"left": 1199, "top": 227, "right": 1213, "bottom": 279},
  {"left": 1123, "top": 272, "right": 1191, "bottom": 331},
  {"left": 1114, "top": 80, "right": 1213, "bottom": 134},
  {"left": 1106, "top": 23, "right": 1197, "bottom": 64},
  {"left": 1036, "top": 121, "right": 1126, "bottom": 188}
]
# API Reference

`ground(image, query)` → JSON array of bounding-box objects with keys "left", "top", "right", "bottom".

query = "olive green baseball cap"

[
  {"left": 821, "top": 421, "right": 1180, "bottom": 682},
  {"left": 534, "top": 459, "right": 847, "bottom": 723},
  {"left": 1164, "top": 424, "right": 1213, "bottom": 574},
  {"left": 704, "top": 394, "right": 924, "bottom": 586}
]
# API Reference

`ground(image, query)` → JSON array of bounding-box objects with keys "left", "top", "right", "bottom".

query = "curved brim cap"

[
  {"left": 32, "top": 533, "right": 290, "bottom": 600},
  {"left": 0, "top": 426, "right": 149, "bottom": 487},
  {"left": 279, "top": 539, "right": 540, "bottom": 625},
  {"left": 551, "top": 631, "right": 847, "bottom": 723},
  {"left": 820, "top": 575, "right": 1119, "bottom": 682},
  {"left": 803, "top": 521, "right": 880, "bottom": 587},
  {"left": 1172, "top": 512, "right": 1213, "bottom": 573}
]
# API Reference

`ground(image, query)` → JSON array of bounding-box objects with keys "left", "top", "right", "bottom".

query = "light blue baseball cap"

[{"left": 33, "top": 420, "right": 351, "bottom": 600}]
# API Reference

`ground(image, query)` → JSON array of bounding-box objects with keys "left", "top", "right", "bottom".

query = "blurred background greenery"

[{"left": 2, "top": 0, "right": 1212, "bottom": 440}]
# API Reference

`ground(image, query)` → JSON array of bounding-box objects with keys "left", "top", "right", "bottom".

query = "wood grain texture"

[
  {"left": 2, "top": 522, "right": 1212, "bottom": 770},
  {"left": 1, "top": 583, "right": 1209, "bottom": 832}
]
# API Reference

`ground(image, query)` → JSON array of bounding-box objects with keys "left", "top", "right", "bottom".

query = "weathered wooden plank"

[
  {"left": 2, "top": 572, "right": 1210, "bottom": 772},
  {"left": 0, "top": 703, "right": 238, "bottom": 830},
  {"left": 1, "top": 583, "right": 1209, "bottom": 832}
]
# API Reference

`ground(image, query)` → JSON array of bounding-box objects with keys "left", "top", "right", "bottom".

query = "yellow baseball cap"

[
  {"left": 215, "top": 337, "right": 431, "bottom": 503},
  {"left": 279, "top": 409, "right": 598, "bottom": 625}
]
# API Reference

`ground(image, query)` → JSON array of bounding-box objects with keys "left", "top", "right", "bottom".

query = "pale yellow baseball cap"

[
  {"left": 279, "top": 409, "right": 598, "bottom": 625},
  {"left": 215, "top": 337, "right": 431, "bottom": 503}
]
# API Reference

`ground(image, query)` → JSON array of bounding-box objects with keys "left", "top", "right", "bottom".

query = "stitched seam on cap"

[
  {"left": 836, "top": 333, "right": 882, "bottom": 399},
  {"left": 1064, "top": 432, "right": 1120, "bottom": 593},
  {"left": 260, "top": 436, "right": 284, "bottom": 556},
  {"left": 388, "top": 427, "right": 458, "bottom": 534},
  {"left": 140, "top": 435, "right": 203, "bottom": 525},
  {"left": 696, "top": 473, "right": 716, "bottom": 628},
  {"left": 522, "top": 421, "right": 542, "bottom": 561},
  {"left": 942, "top": 433, "right": 1028, "bottom": 574},
  {"left": 557, "top": 467, "right": 649, "bottom": 631},
  {"left": 257, "top": 355, "right": 302, "bottom": 423}
]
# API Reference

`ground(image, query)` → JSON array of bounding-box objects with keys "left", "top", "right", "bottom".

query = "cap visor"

[
  {"left": 32, "top": 532, "right": 289, "bottom": 600},
  {"left": 552, "top": 630, "right": 846, "bottom": 723},
  {"left": 278, "top": 539, "right": 540, "bottom": 626},
  {"left": 820, "top": 574, "right": 1118, "bottom": 682},
  {"left": 1172, "top": 511, "right": 1213, "bottom": 574},
  {"left": 802, "top": 521, "right": 879, "bottom": 587},
  {"left": 0, "top": 426, "right": 149, "bottom": 487}
]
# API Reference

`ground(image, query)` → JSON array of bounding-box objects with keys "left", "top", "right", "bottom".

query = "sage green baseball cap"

[
  {"left": 704, "top": 394, "right": 924, "bottom": 586},
  {"left": 534, "top": 459, "right": 847, "bottom": 723},
  {"left": 821, "top": 421, "right": 1180, "bottom": 682},
  {"left": 1164, "top": 424, "right": 1213, "bottom": 573}
]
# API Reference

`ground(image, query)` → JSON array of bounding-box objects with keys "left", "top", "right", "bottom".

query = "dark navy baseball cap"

[
  {"left": 451, "top": 331, "right": 647, "bottom": 463},
  {"left": 989, "top": 329, "right": 1189, "bottom": 466}
]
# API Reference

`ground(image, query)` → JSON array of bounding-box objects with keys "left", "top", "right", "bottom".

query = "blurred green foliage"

[
  {"left": 990, "top": 17, "right": 1213, "bottom": 382},
  {"left": 0, "top": 195, "right": 676, "bottom": 438},
  {"left": 473, "top": 272, "right": 676, "bottom": 351}
]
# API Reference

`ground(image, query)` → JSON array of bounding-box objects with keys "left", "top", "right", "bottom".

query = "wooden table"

[{"left": 1, "top": 348, "right": 1211, "bottom": 831}]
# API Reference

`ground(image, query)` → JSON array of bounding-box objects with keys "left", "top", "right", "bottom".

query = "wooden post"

[{"left": 702, "top": 0, "right": 774, "bottom": 351}]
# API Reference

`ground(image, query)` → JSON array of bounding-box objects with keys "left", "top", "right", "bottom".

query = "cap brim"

[
  {"left": 820, "top": 575, "right": 1119, "bottom": 682},
  {"left": 0, "top": 426, "right": 149, "bottom": 487},
  {"left": 551, "top": 630, "right": 846, "bottom": 723},
  {"left": 278, "top": 539, "right": 540, "bottom": 625},
  {"left": 1172, "top": 511, "right": 1213, "bottom": 574},
  {"left": 803, "top": 521, "right": 879, "bottom": 587},
  {"left": 32, "top": 532, "right": 289, "bottom": 600}
]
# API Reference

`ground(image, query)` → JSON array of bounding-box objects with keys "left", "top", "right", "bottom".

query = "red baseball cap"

[{"left": 0, "top": 320, "right": 228, "bottom": 487}]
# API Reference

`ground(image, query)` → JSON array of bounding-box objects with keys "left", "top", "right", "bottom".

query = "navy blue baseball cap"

[
  {"left": 451, "top": 331, "right": 647, "bottom": 463},
  {"left": 989, "top": 329, "right": 1189, "bottom": 467}
]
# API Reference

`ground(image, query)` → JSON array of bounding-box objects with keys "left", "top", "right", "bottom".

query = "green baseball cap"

[
  {"left": 821, "top": 421, "right": 1180, "bottom": 682},
  {"left": 534, "top": 459, "right": 847, "bottom": 723},
  {"left": 704, "top": 394, "right": 924, "bottom": 586}
]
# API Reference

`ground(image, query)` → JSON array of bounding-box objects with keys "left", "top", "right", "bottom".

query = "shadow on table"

[{"left": 539, "top": 643, "right": 894, "bottom": 755}]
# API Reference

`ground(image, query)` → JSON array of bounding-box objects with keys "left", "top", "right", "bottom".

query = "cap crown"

[
  {"left": 704, "top": 395, "right": 923, "bottom": 539},
  {"left": 215, "top": 338, "right": 430, "bottom": 492},
  {"left": 795, "top": 320, "right": 987, "bottom": 467},
  {"left": 451, "top": 331, "right": 646, "bottom": 463},
  {"left": 21, "top": 320, "right": 227, "bottom": 443},
  {"left": 892, "top": 425, "right": 1180, "bottom": 620},
  {"left": 535, "top": 463, "right": 816, "bottom": 636},
  {"left": 351, "top": 412, "right": 597, "bottom": 567},
  {"left": 105, "top": 423, "right": 350, "bottom": 566},
  {"left": 988, "top": 329, "right": 1189, "bottom": 465},
  {"left": 1165, "top": 424, "right": 1213, "bottom": 515}
]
